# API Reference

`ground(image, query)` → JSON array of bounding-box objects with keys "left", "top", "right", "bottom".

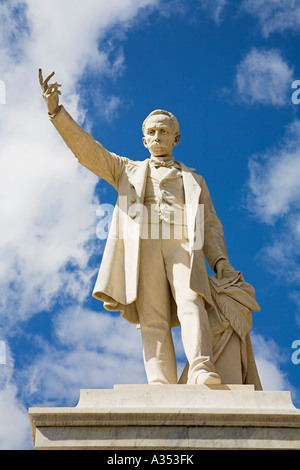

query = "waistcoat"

[{"left": 143, "top": 162, "right": 187, "bottom": 226}]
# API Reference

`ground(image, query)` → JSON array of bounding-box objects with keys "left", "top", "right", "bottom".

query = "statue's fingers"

[
  {"left": 45, "top": 71, "right": 55, "bottom": 82},
  {"left": 50, "top": 90, "right": 61, "bottom": 96},
  {"left": 47, "top": 83, "right": 62, "bottom": 93},
  {"left": 44, "top": 90, "right": 61, "bottom": 99},
  {"left": 43, "top": 71, "right": 55, "bottom": 91},
  {"left": 38, "top": 68, "right": 44, "bottom": 88}
]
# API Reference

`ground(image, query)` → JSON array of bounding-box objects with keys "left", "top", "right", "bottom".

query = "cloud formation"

[
  {"left": 24, "top": 308, "right": 146, "bottom": 407},
  {"left": 234, "top": 48, "right": 294, "bottom": 106},
  {"left": 0, "top": 0, "right": 161, "bottom": 327},
  {"left": 241, "top": 0, "right": 300, "bottom": 37},
  {"left": 247, "top": 119, "right": 300, "bottom": 222},
  {"left": 197, "top": 0, "right": 227, "bottom": 23},
  {"left": 251, "top": 333, "right": 292, "bottom": 392},
  {"left": 0, "top": 350, "right": 31, "bottom": 450},
  {"left": 246, "top": 119, "right": 300, "bottom": 340}
]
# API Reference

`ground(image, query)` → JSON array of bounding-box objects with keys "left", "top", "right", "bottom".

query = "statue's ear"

[
  {"left": 142, "top": 137, "right": 148, "bottom": 149},
  {"left": 174, "top": 134, "right": 181, "bottom": 146}
]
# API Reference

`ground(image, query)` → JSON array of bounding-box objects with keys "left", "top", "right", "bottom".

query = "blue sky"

[{"left": 1, "top": 0, "right": 300, "bottom": 449}]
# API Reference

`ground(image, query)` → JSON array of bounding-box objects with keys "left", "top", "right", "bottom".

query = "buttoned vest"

[{"left": 143, "top": 163, "right": 187, "bottom": 226}]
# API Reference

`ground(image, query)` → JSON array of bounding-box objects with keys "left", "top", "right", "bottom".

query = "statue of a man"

[{"left": 39, "top": 69, "right": 237, "bottom": 385}]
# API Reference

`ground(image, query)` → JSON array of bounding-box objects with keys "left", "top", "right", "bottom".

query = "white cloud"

[
  {"left": 0, "top": 384, "right": 31, "bottom": 450},
  {"left": 24, "top": 0, "right": 158, "bottom": 82},
  {"left": 245, "top": 118, "right": 300, "bottom": 389},
  {"left": 245, "top": 118, "right": 300, "bottom": 407},
  {"left": 0, "top": 342, "right": 6, "bottom": 365},
  {"left": 55, "top": 307, "right": 144, "bottom": 358},
  {"left": 252, "top": 333, "right": 300, "bottom": 407},
  {"left": 0, "top": 0, "right": 159, "bottom": 325},
  {"left": 251, "top": 333, "right": 291, "bottom": 391},
  {"left": 241, "top": 0, "right": 300, "bottom": 37},
  {"left": 24, "top": 308, "right": 146, "bottom": 407},
  {"left": 197, "top": 0, "right": 227, "bottom": 23},
  {"left": 247, "top": 119, "right": 300, "bottom": 222},
  {"left": 0, "top": 107, "right": 99, "bottom": 322},
  {"left": 234, "top": 48, "right": 294, "bottom": 107},
  {"left": 0, "top": 346, "right": 32, "bottom": 449},
  {"left": 246, "top": 119, "right": 300, "bottom": 286}
]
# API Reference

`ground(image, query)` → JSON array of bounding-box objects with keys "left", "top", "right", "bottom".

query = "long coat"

[{"left": 51, "top": 106, "right": 229, "bottom": 327}]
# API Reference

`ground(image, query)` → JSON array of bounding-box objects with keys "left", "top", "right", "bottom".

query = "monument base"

[{"left": 29, "top": 384, "right": 300, "bottom": 450}]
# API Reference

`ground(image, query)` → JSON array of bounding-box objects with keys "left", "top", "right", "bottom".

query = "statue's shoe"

[{"left": 196, "top": 371, "right": 221, "bottom": 385}]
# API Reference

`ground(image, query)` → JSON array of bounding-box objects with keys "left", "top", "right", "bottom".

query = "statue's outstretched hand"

[
  {"left": 215, "top": 259, "right": 236, "bottom": 280},
  {"left": 39, "top": 69, "right": 62, "bottom": 115}
]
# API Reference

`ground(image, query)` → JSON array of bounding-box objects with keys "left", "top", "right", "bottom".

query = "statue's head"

[{"left": 142, "top": 109, "right": 181, "bottom": 158}]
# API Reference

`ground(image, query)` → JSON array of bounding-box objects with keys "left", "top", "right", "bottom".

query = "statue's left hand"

[{"left": 215, "top": 259, "right": 236, "bottom": 280}]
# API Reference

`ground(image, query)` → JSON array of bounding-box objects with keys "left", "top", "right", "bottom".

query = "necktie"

[{"left": 150, "top": 159, "right": 174, "bottom": 168}]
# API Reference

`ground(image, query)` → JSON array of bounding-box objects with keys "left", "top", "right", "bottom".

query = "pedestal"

[{"left": 29, "top": 384, "right": 300, "bottom": 450}]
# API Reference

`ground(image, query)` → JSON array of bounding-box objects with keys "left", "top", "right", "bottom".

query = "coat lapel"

[
  {"left": 179, "top": 162, "right": 202, "bottom": 248},
  {"left": 125, "top": 159, "right": 150, "bottom": 198}
]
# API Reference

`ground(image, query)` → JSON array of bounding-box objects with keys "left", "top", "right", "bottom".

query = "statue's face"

[{"left": 143, "top": 114, "right": 180, "bottom": 158}]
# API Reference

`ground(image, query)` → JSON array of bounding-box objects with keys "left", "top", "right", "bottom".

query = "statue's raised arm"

[
  {"left": 39, "top": 69, "right": 62, "bottom": 115},
  {"left": 38, "top": 68, "right": 127, "bottom": 189}
]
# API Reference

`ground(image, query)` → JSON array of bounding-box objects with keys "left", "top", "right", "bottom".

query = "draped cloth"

[{"left": 179, "top": 271, "right": 263, "bottom": 390}]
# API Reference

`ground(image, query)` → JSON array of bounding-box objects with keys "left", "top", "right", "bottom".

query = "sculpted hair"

[{"left": 142, "top": 109, "right": 180, "bottom": 136}]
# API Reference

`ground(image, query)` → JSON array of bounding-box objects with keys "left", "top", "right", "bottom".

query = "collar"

[
  {"left": 150, "top": 156, "right": 174, "bottom": 165},
  {"left": 149, "top": 156, "right": 183, "bottom": 170}
]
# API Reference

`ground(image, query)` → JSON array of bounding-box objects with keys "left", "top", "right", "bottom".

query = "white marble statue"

[{"left": 39, "top": 69, "right": 262, "bottom": 389}]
